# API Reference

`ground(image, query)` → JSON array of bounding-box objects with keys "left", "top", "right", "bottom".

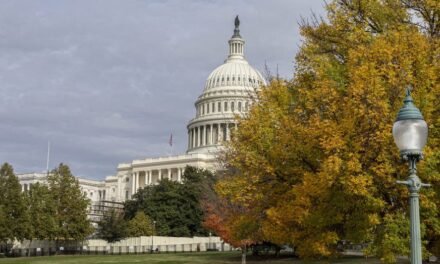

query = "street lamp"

[
  {"left": 393, "top": 87, "right": 430, "bottom": 264},
  {"left": 151, "top": 220, "right": 156, "bottom": 253}
]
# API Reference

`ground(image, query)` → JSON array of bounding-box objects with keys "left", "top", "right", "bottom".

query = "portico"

[{"left": 116, "top": 153, "right": 217, "bottom": 198}]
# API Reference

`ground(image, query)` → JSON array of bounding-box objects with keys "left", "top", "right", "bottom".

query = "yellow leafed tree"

[{"left": 215, "top": 0, "right": 440, "bottom": 262}]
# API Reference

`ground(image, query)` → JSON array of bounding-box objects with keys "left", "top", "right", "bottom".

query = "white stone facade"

[{"left": 17, "top": 17, "right": 264, "bottom": 206}]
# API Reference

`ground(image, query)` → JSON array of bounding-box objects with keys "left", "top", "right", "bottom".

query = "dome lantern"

[{"left": 228, "top": 15, "right": 245, "bottom": 61}]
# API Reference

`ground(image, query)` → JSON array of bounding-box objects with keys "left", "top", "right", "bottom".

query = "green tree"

[
  {"left": 127, "top": 211, "right": 153, "bottom": 237},
  {"left": 48, "top": 163, "right": 93, "bottom": 247},
  {"left": 26, "top": 183, "right": 57, "bottom": 241},
  {"left": 97, "top": 209, "right": 127, "bottom": 243},
  {"left": 125, "top": 166, "right": 214, "bottom": 237},
  {"left": 0, "top": 163, "right": 30, "bottom": 248}
]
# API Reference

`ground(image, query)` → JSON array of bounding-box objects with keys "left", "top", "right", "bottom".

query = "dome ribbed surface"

[{"left": 204, "top": 60, "right": 265, "bottom": 91}]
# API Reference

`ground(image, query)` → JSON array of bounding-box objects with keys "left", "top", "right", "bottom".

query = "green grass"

[{"left": 0, "top": 252, "right": 410, "bottom": 264}]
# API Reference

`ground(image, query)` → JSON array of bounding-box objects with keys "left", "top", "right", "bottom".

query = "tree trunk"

[
  {"left": 28, "top": 239, "right": 32, "bottom": 257},
  {"left": 241, "top": 245, "right": 247, "bottom": 264}
]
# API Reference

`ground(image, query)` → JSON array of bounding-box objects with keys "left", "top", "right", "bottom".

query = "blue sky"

[{"left": 0, "top": 0, "right": 326, "bottom": 179}]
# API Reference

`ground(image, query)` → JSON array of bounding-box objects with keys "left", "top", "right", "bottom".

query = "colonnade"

[
  {"left": 187, "top": 123, "right": 236, "bottom": 150},
  {"left": 131, "top": 167, "right": 185, "bottom": 195}
]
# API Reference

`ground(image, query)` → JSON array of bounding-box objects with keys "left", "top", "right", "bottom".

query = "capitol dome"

[{"left": 187, "top": 16, "right": 266, "bottom": 154}]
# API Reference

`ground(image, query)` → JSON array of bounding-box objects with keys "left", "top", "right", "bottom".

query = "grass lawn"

[{"left": 0, "top": 252, "right": 410, "bottom": 264}]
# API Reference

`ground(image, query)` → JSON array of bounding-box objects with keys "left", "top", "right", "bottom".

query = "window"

[
  {"left": 212, "top": 102, "right": 215, "bottom": 112},
  {"left": 126, "top": 177, "right": 129, "bottom": 182},
  {"left": 207, "top": 103, "right": 210, "bottom": 113},
  {"left": 231, "top": 102, "right": 235, "bottom": 112},
  {"left": 245, "top": 102, "right": 249, "bottom": 111},
  {"left": 202, "top": 104, "right": 205, "bottom": 115},
  {"left": 218, "top": 102, "right": 221, "bottom": 112},
  {"left": 238, "top": 77, "right": 241, "bottom": 81},
  {"left": 112, "top": 188, "right": 115, "bottom": 193},
  {"left": 238, "top": 102, "right": 242, "bottom": 111},
  {"left": 90, "top": 192, "right": 93, "bottom": 197},
  {"left": 224, "top": 102, "right": 228, "bottom": 111},
  {"left": 126, "top": 190, "right": 129, "bottom": 199}
]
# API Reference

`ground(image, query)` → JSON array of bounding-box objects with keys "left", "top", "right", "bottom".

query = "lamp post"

[
  {"left": 151, "top": 220, "right": 156, "bottom": 253},
  {"left": 393, "top": 87, "right": 430, "bottom": 264}
]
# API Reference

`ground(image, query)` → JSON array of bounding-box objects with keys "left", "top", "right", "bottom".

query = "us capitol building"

[{"left": 17, "top": 17, "right": 265, "bottom": 211}]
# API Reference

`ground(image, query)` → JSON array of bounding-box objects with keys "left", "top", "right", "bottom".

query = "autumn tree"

[
  {"left": 203, "top": 178, "right": 258, "bottom": 264},
  {"left": 127, "top": 211, "right": 154, "bottom": 237},
  {"left": 217, "top": 0, "right": 440, "bottom": 262}
]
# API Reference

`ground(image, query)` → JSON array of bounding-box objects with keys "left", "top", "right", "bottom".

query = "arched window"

[
  {"left": 202, "top": 104, "right": 205, "bottom": 115},
  {"left": 207, "top": 103, "right": 210, "bottom": 114},
  {"left": 212, "top": 102, "right": 215, "bottom": 112},
  {"left": 238, "top": 102, "right": 242, "bottom": 111},
  {"left": 218, "top": 102, "right": 222, "bottom": 112},
  {"left": 231, "top": 102, "right": 235, "bottom": 112},
  {"left": 245, "top": 101, "right": 249, "bottom": 111},
  {"left": 224, "top": 101, "right": 228, "bottom": 111}
]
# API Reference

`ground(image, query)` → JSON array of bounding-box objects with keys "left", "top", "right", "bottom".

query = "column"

[
  {"left": 218, "top": 124, "right": 222, "bottom": 143},
  {"left": 168, "top": 168, "right": 171, "bottom": 180},
  {"left": 188, "top": 130, "right": 191, "bottom": 150},
  {"left": 217, "top": 124, "right": 222, "bottom": 142},
  {"left": 188, "top": 128, "right": 193, "bottom": 149},
  {"left": 206, "top": 125, "right": 210, "bottom": 145},
  {"left": 192, "top": 128, "right": 196, "bottom": 148},
  {"left": 196, "top": 127, "right": 199, "bottom": 147},
  {"left": 146, "top": 171, "right": 149, "bottom": 185},
  {"left": 210, "top": 124, "right": 213, "bottom": 145},
  {"left": 197, "top": 126, "right": 201, "bottom": 147},
  {"left": 131, "top": 172, "right": 135, "bottom": 196},
  {"left": 136, "top": 172, "right": 139, "bottom": 191},
  {"left": 158, "top": 169, "right": 162, "bottom": 181},
  {"left": 189, "top": 128, "right": 194, "bottom": 148},
  {"left": 202, "top": 126, "right": 205, "bottom": 145},
  {"left": 177, "top": 168, "right": 182, "bottom": 182}
]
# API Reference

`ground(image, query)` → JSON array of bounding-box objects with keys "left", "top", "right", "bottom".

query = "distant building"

[{"left": 17, "top": 17, "right": 265, "bottom": 212}]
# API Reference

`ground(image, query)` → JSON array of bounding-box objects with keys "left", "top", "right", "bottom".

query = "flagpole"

[{"left": 46, "top": 141, "right": 50, "bottom": 176}]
